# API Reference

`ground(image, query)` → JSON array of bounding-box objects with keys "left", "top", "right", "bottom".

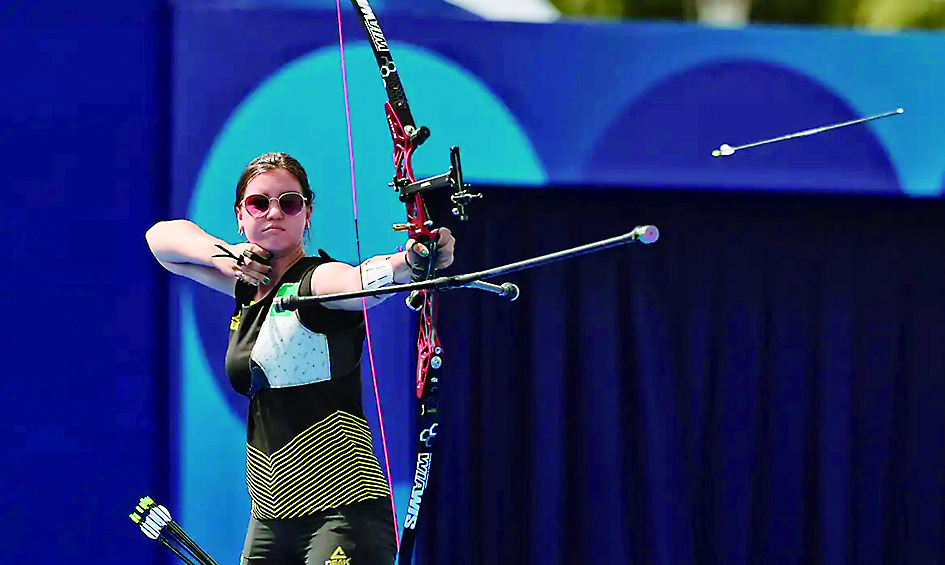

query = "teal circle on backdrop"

[{"left": 189, "top": 40, "right": 547, "bottom": 265}]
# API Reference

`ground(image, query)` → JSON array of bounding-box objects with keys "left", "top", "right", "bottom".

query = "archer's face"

[{"left": 236, "top": 169, "right": 311, "bottom": 255}]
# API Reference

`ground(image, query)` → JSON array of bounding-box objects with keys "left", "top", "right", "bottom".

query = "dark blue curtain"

[{"left": 416, "top": 187, "right": 945, "bottom": 565}]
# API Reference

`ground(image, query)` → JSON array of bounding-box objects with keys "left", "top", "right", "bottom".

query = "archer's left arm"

[{"left": 311, "top": 227, "right": 456, "bottom": 310}]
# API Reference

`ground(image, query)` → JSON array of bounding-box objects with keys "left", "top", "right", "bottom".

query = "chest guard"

[{"left": 248, "top": 282, "right": 332, "bottom": 397}]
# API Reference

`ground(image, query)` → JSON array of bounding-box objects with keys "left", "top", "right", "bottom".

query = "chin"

[{"left": 252, "top": 231, "right": 303, "bottom": 253}]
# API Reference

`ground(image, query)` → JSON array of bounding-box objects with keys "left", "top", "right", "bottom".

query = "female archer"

[{"left": 146, "top": 151, "right": 455, "bottom": 564}]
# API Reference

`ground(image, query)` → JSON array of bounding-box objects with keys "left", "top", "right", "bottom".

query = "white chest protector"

[{"left": 250, "top": 282, "right": 331, "bottom": 390}]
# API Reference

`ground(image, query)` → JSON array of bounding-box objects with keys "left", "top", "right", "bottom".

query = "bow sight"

[{"left": 390, "top": 146, "right": 482, "bottom": 226}]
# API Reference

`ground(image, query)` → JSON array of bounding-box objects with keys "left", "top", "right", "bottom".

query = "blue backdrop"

[
  {"left": 173, "top": 10, "right": 945, "bottom": 198},
  {"left": 5, "top": 1, "right": 945, "bottom": 563},
  {"left": 0, "top": 1, "right": 170, "bottom": 563}
]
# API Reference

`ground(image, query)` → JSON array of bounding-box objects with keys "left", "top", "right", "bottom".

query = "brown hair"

[{"left": 234, "top": 152, "right": 313, "bottom": 211}]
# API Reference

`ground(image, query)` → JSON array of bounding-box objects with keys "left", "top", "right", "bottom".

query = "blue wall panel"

[{"left": 0, "top": 2, "right": 169, "bottom": 563}]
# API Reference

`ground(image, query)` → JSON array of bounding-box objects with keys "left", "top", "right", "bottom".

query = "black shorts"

[{"left": 240, "top": 498, "right": 397, "bottom": 565}]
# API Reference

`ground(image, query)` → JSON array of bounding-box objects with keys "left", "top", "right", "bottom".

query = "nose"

[{"left": 267, "top": 198, "right": 284, "bottom": 219}]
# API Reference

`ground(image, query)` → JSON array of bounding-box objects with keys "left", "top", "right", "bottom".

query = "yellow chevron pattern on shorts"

[{"left": 246, "top": 411, "right": 390, "bottom": 519}]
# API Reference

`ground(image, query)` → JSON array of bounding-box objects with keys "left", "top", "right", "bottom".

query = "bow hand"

[{"left": 407, "top": 227, "right": 455, "bottom": 275}]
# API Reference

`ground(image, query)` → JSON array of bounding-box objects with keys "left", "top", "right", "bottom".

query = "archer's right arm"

[{"left": 145, "top": 219, "right": 244, "bottom": 297}]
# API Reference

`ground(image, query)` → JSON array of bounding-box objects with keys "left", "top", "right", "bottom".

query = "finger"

[
  {"left": 241, "top": 267, "right": 271, "bottom": 286},
  {"left": 243, "top": 247, "right": 273, "bottom": 264},
  {"left": 239, "top": 260, "right": 271, "bottom": 284},
  {"left": 411, "top": 241, "right": 429, "bottom": 258},
  {"left": 235, "top": 261, "right": 268, "bottom": 286},
  {"left": 433, "top": 228, "right": 454, "bottom": 249},
  {"left": 438, "top": 236, "right": 455, "bottom": 254},
  {"left": 247, "top": 261, "right": 272, "bottom": 275},
  {"left": 251, "top": 245, "right": 273, "bottom": 261},
  {"left": 241, "top": 257, "right": 273, "bottom": 277},
  {"left": 242, "top": 269, "right": 270, "bottom": 286},
  {"left": 237, "top": 272, "right": 261, "bottom": 287},
  {"left": 432, "top": 227, "right": 453, "bottom": 249}
]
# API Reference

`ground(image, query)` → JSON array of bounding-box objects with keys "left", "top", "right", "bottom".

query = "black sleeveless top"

[{"left": 225, "top": 254, "right": 390, "bottom": 520}]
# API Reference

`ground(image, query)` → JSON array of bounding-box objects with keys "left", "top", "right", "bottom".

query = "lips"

[{"left": 262, "top": 225, "right": 284, "bottom": 232}]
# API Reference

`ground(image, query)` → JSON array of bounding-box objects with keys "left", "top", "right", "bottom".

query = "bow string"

[{"left": 336, "top": 2, "right": 478, "bottom": 563}]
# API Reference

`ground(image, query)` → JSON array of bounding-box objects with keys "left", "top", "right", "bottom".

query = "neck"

[{"left": 255, "top": 246, "right": 306, "bottom": 300}]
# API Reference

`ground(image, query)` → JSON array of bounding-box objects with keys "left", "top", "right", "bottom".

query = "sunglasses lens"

[
  {"left": 244, "top": 195, "right": 270, "bottom": 217},
  {"left": 280, "top": 193, "right": 305, "bottom": 216}
]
